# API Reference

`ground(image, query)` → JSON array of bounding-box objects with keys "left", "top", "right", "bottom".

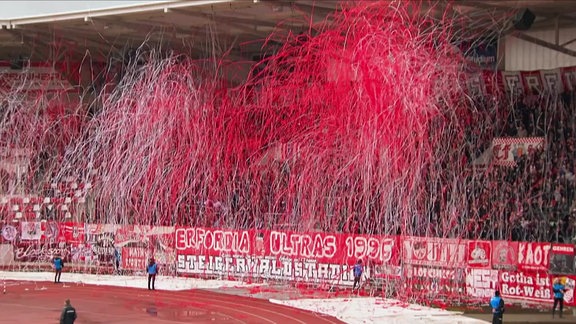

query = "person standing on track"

[
  {"left": 113, "top": 247, "right": 121, "bottom": 275},
  {"left": 60, "top": 299, "right": 77, "bottom": 324},
  {"left": 552, "top": 277, "right": 567, "bottom": 318},
  {"left": 146, "top": 257, "right": 158, "bottom": 290},
  {"left": 489, "top": 290, "right": 505, "bottom": 324},
  {"left": 352, "top": 259, "right": 363, "bottom": 292},
  {"left": 53, "top": 254, "right": 64, "bottom": 283}
]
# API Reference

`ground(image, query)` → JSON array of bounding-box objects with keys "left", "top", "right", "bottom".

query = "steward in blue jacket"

[
  {"left": 147, "top": 258, "right": 158, "bottom": 290},
  {"left": 489, "top": 290, "right": 505, "bottom": 324},
  {"left": 53, "top": 255, "right": 64, "bottom": 283},
  {"left": 552, "top": 278, "right": 567, "bottom": 318}
]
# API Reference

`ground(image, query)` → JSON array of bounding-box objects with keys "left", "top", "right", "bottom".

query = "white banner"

[
  {"left": 176, "top": 254, "right": 366, "bottom": 286},
  {"left": 465, "top": 268, "right": 499, "bottom": 298},
  {"left": 491, "top": 137, "right": 545, "bottom": 166},
  {"left": 20, "top": 221, "right": 42, "bottom": 240}
]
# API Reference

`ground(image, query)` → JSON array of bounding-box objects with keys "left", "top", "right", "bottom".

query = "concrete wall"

[{"left": 504, "top": 27, "right": 576, "bottom": 71}]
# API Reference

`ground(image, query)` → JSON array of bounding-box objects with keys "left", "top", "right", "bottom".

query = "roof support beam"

[
  {"left": 172, "top": 8, "right": 280, "bottom": 29},
  {"left": 561, "top": 37, "right": 576, "bottom": 47},
  {"left": 279, "top": 1, "right": 337, "bottom": 18},
  {"left": 20, "top": 25, "right": 118, "bottom": 51},
  {"left": 511, "top": 31, "right": 576, "bottom": 57},
  {"left": 554, "top": 15, "right": 559, "bottom": 45}
]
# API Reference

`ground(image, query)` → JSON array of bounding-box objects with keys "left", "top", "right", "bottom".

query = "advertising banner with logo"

[{"left": 467, "top": 240, "right": 492, "bottom": 268}]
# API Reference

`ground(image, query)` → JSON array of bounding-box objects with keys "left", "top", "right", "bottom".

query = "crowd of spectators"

[
  {"left": 466, "top": 90, "right": 576, "bottom": 243},
  {"left": 2, "top": 69, "right": 576, "bottom": 245}
]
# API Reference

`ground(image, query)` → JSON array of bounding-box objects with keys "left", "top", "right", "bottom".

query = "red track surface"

[{"left": 0, "top": 280, "right": 345, "bottom": 323}]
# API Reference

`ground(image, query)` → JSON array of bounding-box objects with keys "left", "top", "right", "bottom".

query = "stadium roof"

[
  {"left": 0, "top": 0, "right": 337, "bottom": 62},
  {"left": 0, "top": 0, "right": 575, "bottom": 62}
]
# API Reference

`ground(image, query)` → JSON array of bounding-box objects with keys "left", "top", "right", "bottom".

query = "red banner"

[
  {"left": 175, "top": 227, "right": 254, "bottom": 256},
  {"left": 499, "top": 271, "right": 552, "bottom": 303},
  {"left": 175, "top": 227, "right": 398, "bottom": 284},
  {"left": 116, "top": 225, "right": 175, "bottom": 272},
  {"left": 61, "top": 222, "right": 85, "bottom": 245},
  {"left": 175, "top": 227, "right": 398, "bottom": 266},
  {"left": 121, "top": 247, "right": 148, "bottom": 270},
  {"left": 2, "top": 221, "right": 574, "bottom": 304},
  {"left": 465, "top": 270, "right": 571, "bottom": 305},
  {"left": 80, "top": 224, "right": 175, "bottom": 269},
  {"left": 41, "top": 221, "right": 66, "bottom": 243},
  {"left": 491, "top": 240, "right": 518, "bottom": 270},
  {"left": 517, "top": 242, "right": 551, "bottom": 272},
  {"left": 520, "top": 71, "right": 543, "bottom": 93},
  {"left": 467, "top": 240, "right": 492, "bottom": 268},
  {"left": 540, "top": 69, "right": 562, "bottom": 92},
  {"left": 464, "top": 67, "right": 576, "bottom": 96},
  {"left": 562, "top": 67, "right": 576, "bottom": 91}
]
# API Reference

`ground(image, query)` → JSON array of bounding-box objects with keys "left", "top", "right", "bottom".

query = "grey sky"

[{"left": 0, "top": 1, "right": 170, "bottom": 19}]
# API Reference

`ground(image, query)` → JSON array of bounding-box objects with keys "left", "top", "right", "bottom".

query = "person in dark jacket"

[
  {"left": 60, "top": 299, "right": 77, "bottom": 324},
  {"left": 113, "top": 248, "right": 121, "bottom": 275},
  {"left": 147, "top": 258, "right": 159, "bottom": 290},
  {"left": 53, "top": 254, "right": 64, "bottom": 283},
  {"left": 490, "top": 290, "right": 505, "bottom": 324}
]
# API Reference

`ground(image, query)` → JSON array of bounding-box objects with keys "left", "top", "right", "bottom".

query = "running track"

[{"left": 0, "top": 280, "right": 345, "bottom": 323}]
